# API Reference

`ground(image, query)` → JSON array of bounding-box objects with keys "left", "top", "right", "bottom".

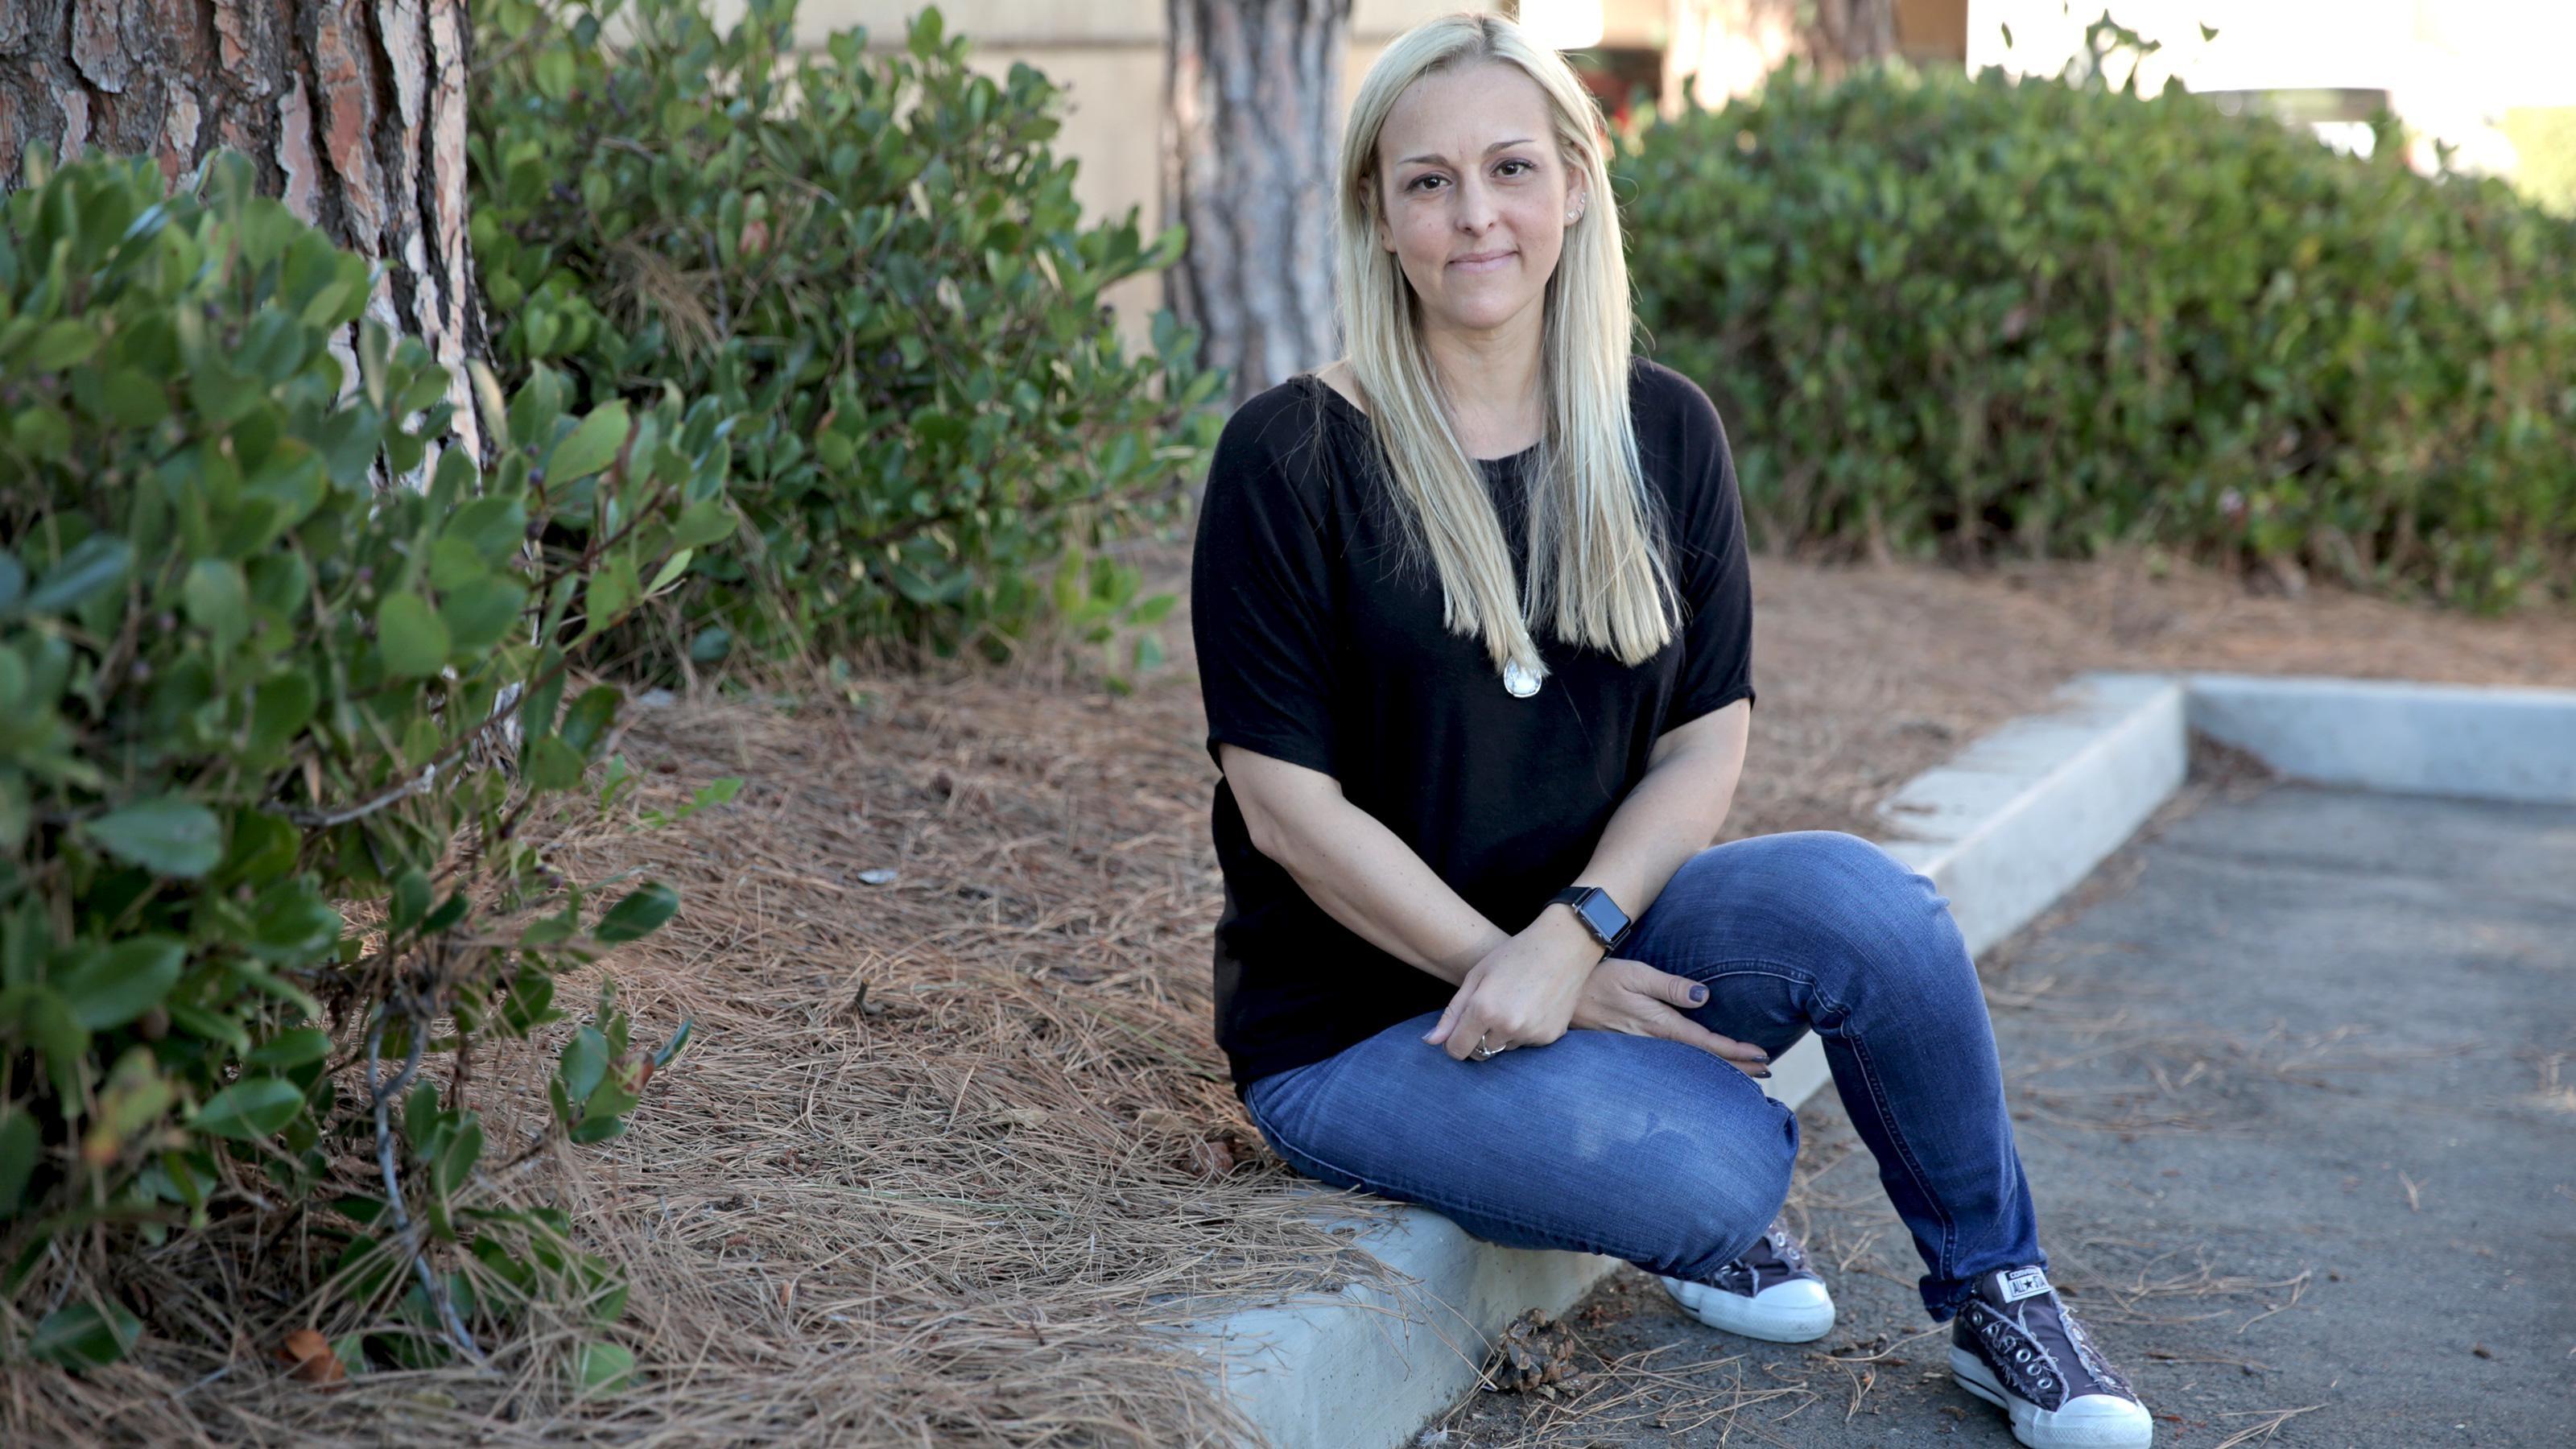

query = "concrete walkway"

[{"left": 1425, "top": 781, "right": 2576, "bottom": 1447}]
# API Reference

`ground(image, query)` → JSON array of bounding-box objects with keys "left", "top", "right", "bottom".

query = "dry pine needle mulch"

[
  {"left": 4, "top": 662, "right": 1424, "bottom": 1447},
  {"left": 7, "top": 546, "right": 2570, "bottom": 1447}
]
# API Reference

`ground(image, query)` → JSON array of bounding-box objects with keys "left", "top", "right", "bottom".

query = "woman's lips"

[{"left": 1451, "top": 251, "right": 1515, "bottom": 272}]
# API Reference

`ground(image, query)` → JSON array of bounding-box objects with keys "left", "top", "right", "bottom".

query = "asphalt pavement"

[{"left": 1426, "top": 778, "right": 2576, "bottom": 1447}]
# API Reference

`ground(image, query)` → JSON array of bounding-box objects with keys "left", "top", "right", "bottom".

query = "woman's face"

[{"left": 1373, "top": 60, "right": 1584, "bottom": 341}]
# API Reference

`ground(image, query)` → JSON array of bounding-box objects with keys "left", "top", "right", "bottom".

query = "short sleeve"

[
  {"left": 1191, "top": 407, "right": 1340, "bottom": 780},
  {"left": 1660, "top": 381, "right": 1757, "bottom": 737}
]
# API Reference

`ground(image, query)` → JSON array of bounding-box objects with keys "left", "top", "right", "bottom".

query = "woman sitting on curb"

[{"left": 1188, "top": 13, "right": 2151, "bottom": 1449}]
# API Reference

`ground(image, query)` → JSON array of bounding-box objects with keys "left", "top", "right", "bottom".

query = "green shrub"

[
  {"left": 1623, "top": 24, "right": 2576, "bottom": 609},
  {"left": 469, "top": 0, "right": 1220, "bottom": 679},
  {"left": 0, "top": 149, "right": 731, "bottom": 1373}
]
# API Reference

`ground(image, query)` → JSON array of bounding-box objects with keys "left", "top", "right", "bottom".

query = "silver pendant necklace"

[{"left": 1502, "top": 658, "right": 1541, "bottom": 698}]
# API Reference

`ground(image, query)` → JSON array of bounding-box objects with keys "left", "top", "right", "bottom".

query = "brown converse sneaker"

[
  {"left": 1950, "top": 1265, "right": 2152, "bottom": 1447},
  {"left": 1655, "top": 1220, "right": 1835, "bottom": 1343}
]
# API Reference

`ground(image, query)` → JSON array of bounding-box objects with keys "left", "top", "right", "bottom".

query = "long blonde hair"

[{"left": 1335, "top": 10, "right": 1678, "bottom": 685}]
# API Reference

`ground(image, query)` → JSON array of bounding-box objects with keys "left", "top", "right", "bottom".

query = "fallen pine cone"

[
  {"left": 1483, "top": 1307, "right": 1581, "bottom": 1393},
  {"left": 1186, "top": 1137, "right": 1238, "bottom": 1177}
]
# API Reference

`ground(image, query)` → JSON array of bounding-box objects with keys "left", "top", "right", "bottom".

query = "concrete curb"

[
  {"left": 1184, "top": 671, "right": 2193, "bottom": 1449},
  {"left": 1874, "top": 671, "right": 2190, "bottom": 958},
  {"left": 2184, "top": 672, "right": 2576, "bottom": 806}
]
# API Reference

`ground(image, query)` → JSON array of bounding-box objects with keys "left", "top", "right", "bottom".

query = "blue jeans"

[{"left": 1241, "top": 831, "right": 2044, "bottom": 1321}]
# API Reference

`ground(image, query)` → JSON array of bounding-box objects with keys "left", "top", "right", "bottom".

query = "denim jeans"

[{"left": 1241, "top": 830, "right": 2045, "bottom": 1321}]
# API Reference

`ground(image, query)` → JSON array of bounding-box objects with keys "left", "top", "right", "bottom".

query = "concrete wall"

[
  {"left": 709, "top": 1, "right": 1504, "bottom": 353},
  {"left": 701, "top": 1, "right": 1965, "bottom": 350}
]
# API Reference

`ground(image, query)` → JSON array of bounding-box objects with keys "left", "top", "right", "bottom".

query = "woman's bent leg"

[
  {"left": 1244, "top": 1010, "right": 1800, "bottom": 1286},
  {"left": 1616, "top": 831, "right": 2044, "bottom": 1322}
]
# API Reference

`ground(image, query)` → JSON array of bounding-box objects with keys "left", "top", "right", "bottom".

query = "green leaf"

[
  {"left": 557, "top": 1027, "right": 608, "bottom": 1112},
  {"left": 574, "top": 1340, "right": 634, "bottom": 1396},
  {"left": 593, "top": 882, "right": 677, "bottom": 944},
  {"left": 557, "top": 685, "right": 620, "bottom": 755},
  {"left": 182, "top": 559, "right": 250, "bottom": 653},
  {"left": 0, "top": 1108, "right": 38, "bottom": 1216},
  {"left": 580, "top": 559, "right": 635, "bottom": 638},
  {"left": 438, "top": 576, "right": 527, "bottom": 654},
  {"left": 195, "top": 1077, "right": 304, "bottom": 1141},
  {"left": 80, "top": 797, "right": 223, "bottom": 877},
  {"left": 246, "top": 881, "right": 343, "bottom": 961},
  {"left": 27, "top": 534, "right": 133, "bottom": 613},
  {"left": 28, "top": 319, "right": 101, "bottom": 371},
  {"left": 245, "top": 1026, "right": 332, "bottom": 1070},
  {"left": 525, "top": 735, "right": 584, "bottom": 791},
  {"left": 447, "top": 495, "right": 529, "bottom": 563},
  {"left": 568, "top": 1115, "right": 626, "bottom": 1145},
  {"left": 431, "top": 1115, "right": 483, "bottom": 1197},
  {"left": 246, "top": 673, "right": 318, "bottom": 758},
  {"left": 164, "top": 1002, "right": 250, "bottom": 1053},
  {"left": 671, "top": 500, "right": 734, "bottom": 549},
  {"left": 56, "top": 935, "right": 184, "bottom": 1030},
  {"left": 377, "top": 592, "right": 450, "bottom": 678},
  {"left": 30, "top": 1300, "right": 142, "bottom": 1370},
  {"left": 24, "top": 988, "right": 90, "bottom": 1100},
  {"left": 391, "top": 868, "right": 432, "bottom": 933},
  {"left": 545, "top": 402, "right": 630, "bottom": 485}
]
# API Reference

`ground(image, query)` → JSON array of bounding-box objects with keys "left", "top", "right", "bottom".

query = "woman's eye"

[{"left": 1499, "top": 159, "right": 1533, "bottom": 177}]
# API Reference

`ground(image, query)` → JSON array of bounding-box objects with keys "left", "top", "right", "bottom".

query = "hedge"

[
  {"left": 470, "top": 0, "right": 1222, "bottom": 679},
  {"left": 1622, "top": 31, "right": 2576, "bottom": 609},
  {"left": 0, "top": 149, "right": 728, "bottom": 1376}
]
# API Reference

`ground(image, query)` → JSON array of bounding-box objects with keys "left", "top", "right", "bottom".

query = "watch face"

[{"left": 1579, "top": 890, "right": 1628, "bottom": 942}]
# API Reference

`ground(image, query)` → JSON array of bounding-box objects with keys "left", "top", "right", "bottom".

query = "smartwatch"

[{"left": 1547, "top": 884, "right": 1633, "bottom": 955}]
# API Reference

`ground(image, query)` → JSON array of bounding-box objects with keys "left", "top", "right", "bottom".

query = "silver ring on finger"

[{"left": 1472, "top": 1034, "right": 1504, "bottom": 1061}]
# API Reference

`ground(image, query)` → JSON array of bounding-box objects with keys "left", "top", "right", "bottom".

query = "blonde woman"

[{"left": 1187, "top": 13, "right": 2150, "bottom": 1448}]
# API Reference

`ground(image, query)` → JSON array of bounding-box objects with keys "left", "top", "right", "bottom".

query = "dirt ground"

[{"left": 29, "top": 547, "right": 2568, "bottom": 1447}]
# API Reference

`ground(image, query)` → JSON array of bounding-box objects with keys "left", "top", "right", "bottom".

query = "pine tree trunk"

[
  {"left": 0, "top": 1, "right": 488, "bottom": 463},
  {"left": 1162, "top": 0, "right": 1351, "bottom": 414},
  {"left": 1798, "top": 0, "right": 1897, "bottom": 76},
  {"left": 1669, "top": 0, "right": 1897, "bottom": 107}
]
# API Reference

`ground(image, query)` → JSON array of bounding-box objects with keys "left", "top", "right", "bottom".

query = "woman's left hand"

[{"left": 1422, "top": 928, "right": 1595, "bottom": 1061}]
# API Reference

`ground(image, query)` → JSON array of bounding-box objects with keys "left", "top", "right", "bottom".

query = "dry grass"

[{"left": 6, "top": 544, "right": 2568, "bottom": 1445}]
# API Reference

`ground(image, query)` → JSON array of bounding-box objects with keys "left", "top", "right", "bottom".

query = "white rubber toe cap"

[
  {"left": 2033, "top": 1393, "right": 2155, "bottom": 1447},
  {"left": 1951, "top": 1346, "right": 2153, "bottom": 1448},
  {"left": 1657, "top": 1273, "right": 1837, "bottom": 1344}
]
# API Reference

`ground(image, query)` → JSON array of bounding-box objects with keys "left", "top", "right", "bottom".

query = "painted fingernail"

[
  {"left": 1753, "top": 1050, "right": 1771, "bottom": 1063},
  {"left": 1752, "top": 1068, "right": 1773, "bottom": 1079},
  {"left": 1689, "top": 985, "right": 1707, "bottom": 1003}
]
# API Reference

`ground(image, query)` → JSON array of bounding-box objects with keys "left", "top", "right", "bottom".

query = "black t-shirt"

[{"left": 1189, "top": 357, "right": 1755, "bottom": 1100}]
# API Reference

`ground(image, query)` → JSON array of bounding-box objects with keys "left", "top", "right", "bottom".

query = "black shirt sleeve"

[
  {"left": 1191, "top": 402, "right": 1340, "bottom": 780},
  {"left": 1658, "top": 375, "right": 1757, "bottom": 737}
]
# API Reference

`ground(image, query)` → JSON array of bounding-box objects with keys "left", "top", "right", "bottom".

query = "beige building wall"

[{"left": 710, "top": 2, "right": 1506, "bottom": 354}]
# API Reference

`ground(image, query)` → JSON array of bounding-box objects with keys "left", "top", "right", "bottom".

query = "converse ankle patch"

[{"left": 2000, "top": 1265, "right": 2052, "bottom": 1302}]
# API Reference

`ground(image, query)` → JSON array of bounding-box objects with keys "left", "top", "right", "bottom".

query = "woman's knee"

[
  {"left": 1754, "top": 832, "right": 1967, "bottom": 990},
  {"left": 1657, "top": 1101, "right": 1800, "bottom": 1281}
]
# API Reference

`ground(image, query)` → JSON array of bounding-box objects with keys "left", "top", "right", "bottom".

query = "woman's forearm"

[
  {"left": 1258, "top": 795, "right": 1510, "bottom": 988},
  {"left": 1239, "top": 701, "right": 1750, "bottom": 991}
]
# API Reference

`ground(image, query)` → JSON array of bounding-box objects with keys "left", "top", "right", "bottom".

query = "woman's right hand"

[{"left": 1567, "top": 958, "right": 1773, "bottom": 1079}]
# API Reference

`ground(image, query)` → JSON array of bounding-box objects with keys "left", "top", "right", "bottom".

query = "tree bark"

[
  {"left": 1162, "top": 0, "right": 1350, "bottom": 414},
  {"left": 0, "top": 0, "right": 488, "bottom": 462},
  {"left": 1797, "top": 0, "right": 1897, "bottom": 77},
  {"left": 1666, "top": 0, "right": 1898, "bottom": 109}
]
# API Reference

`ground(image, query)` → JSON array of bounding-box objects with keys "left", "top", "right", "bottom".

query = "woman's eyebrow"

[{"left": 1396, "top": 138, "right": 1538, "bottom": 167}]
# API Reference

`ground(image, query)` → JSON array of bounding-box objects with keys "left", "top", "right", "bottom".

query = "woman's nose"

[{"left": 1454, "top": 174, "right": 1501, "bottom": 233}]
